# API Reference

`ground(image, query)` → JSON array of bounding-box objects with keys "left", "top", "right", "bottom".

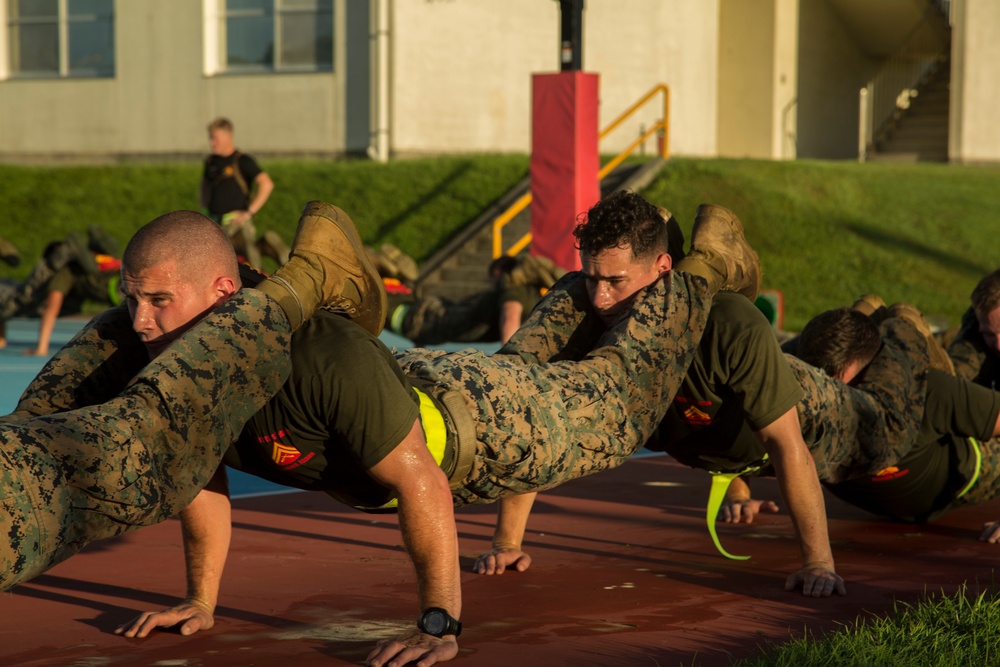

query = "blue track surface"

[{"left": 0, "top": 316, "right": 500, "bottom": 498}]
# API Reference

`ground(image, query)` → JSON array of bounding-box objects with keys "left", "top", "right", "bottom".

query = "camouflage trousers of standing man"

[
  {"left": 395, "top": 271, "right": 713, "bottom": 506},
  {"left": 0, "top": 290, "right": 291, "bottom": 590}
]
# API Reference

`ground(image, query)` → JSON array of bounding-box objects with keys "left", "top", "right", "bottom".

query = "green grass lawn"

[
  {"left": 0, "top": 153, "right": 530, "bottom": 281},
  {"left": 732, "top": 584, "right": 1000, "bottom": 666},
  {"left": 4, "top": 155, "right": 997, "bottom": 330},
  {"left": 647, "top": 158, "right": 1000, "bottom": 330}
]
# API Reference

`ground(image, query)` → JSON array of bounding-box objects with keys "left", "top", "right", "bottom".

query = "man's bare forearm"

[{"left": 180, "top": 467, "right": 232, "bottom": 610}]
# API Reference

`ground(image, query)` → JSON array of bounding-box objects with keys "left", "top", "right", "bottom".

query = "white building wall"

[
  {"left": 1, "top": 0, "right": 995, "bottom": 163},
  {"left": 0, "top": 0, "right": 347, "bottom": 161},
  {"left": 389, "top": 0, "right": 720, "bottom": 158},
  {"left": 950, "top": 0, "right": 1000, "bottom": 165}
]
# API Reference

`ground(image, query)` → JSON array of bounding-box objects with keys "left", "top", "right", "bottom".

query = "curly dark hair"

[
  {"left": 795, "top": 308, "right": 882, "bottom": 379},
  {"left": 573, "top": 190, "right": 672, "bottom": 261}
]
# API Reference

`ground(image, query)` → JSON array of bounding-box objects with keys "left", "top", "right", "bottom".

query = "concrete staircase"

[
  {"left": 869, "top": 56, "right": 950, "bottom": 163},
  {"left": 413, "top": 159, "right": 668, "bottom": 301}
]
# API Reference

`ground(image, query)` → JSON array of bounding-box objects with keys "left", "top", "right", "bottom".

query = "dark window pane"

[
  {"left": 11, "top": 21, "right": 58, "bottom": 73},
  {"left": 227, "top": 15, "right": 274, "bottom": 67},
  {"left": 227, "top": 0, "right": 271, "bottom": 13},
  {"left": 279, "top": 12, "right": 332, "bottom": 68},
  {"left": 68, "top": 16, "right": 114, "bottom": 75},
  {"left": 282, "top": 0, "right": 331, "bottom": 9},
  {"left": 69, "top": 0, "right": 112, "bottom": 17},
  {"left": 14, "top": 0, "right": 58, "bottom": 19}
]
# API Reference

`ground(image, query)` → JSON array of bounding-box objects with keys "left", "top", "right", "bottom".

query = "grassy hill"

[{"left": 2, "top": 156, "right": 999, "bottom": 330}]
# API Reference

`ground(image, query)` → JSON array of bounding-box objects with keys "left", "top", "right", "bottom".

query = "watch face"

[{"left": 422, "top": 610, "right": 448, "bottom": 635}]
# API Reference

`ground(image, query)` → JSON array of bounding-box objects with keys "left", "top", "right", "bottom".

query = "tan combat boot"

[
  {"left": 379, "top": 243, "right": 420, "bottom": 283},
  {"left": 850, "top": 294, "right": 887, "bottom": 318},
  {"left": 256, "top": 230, "right": 291, "bottom": 265},
  {"left": 675, "top": 204, "right": 761, "bottom": 300},
  {"left": 257, "top": 201, "right": 387, "bottom": 335},
  {"left": 887, "top": 302, "right": 955, "bottom": 375}
]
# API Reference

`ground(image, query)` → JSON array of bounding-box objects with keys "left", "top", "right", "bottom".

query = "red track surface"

[{"left": 3, "top": 456, "right": 999, "bottom": 666}]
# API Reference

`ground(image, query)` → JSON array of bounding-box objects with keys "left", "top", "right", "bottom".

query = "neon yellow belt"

[
  {"left": 956, "top": 437, "right": 983, "bottom": 499},
  {"left": 705, "top": 456, "right": 769, "bottom": 561},
  {"left": 413, "top": 386, "right": 448, "bottom": 467}
]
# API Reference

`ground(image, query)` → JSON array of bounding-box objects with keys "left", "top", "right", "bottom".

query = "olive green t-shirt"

[
  {"left": 47, "top": 265, "right": 117, "bottom": 303},
  {"left": 224, "top": 312, "right": 421, "bottom": 508},
  {"left": 645, "top": 292, "right": 804, "bottom": 473},
  {"left": 825, "top": 369, "right": 1000, "bottom": 522}
]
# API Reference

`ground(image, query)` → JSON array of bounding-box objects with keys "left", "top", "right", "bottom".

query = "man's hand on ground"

[
  {"left": 115, "top": 598, "right": 214, "bottom": 638},
  {"left": 367, "top": 631, "right": 458, "bottom": 667},
  {"left": 473, "top": 546, "right": 532, "bottom": 575},
  {"left": 980, "top": 520, "right": 1000, "bottom": 543},
  {"left": 720, "top": 497, "right": 780, "bottom": 524},
  {"left": 784, "top": 562, "right": 846, "bottom": 598}
]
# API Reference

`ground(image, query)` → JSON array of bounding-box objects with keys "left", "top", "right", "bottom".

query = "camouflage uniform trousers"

[
  {"left": 402, "top": 289, "right": 500, "bottom": 345},
  {"left": 493, "top": 270, "right": 608, "bottom": 366},
  {"left": 786, "top": 317, "right": 931, "bottom": 484},
  {"left": 0, "top": 258, "right": 58, "bottom": 321},
  {"left": 4, "top": 304, "right": 148, "bottom": 419},
  {"left": 0, "top": 290, "right": 291, "bottom": 589},
  {"left": 500, "top": 274, "right": 938, "bottom": 489},
  {"left": 947, "top": 434, "right": 1000, "bottom": 509},
  {"left": 395, "top": 271, "right": 713, "bottom": 506},
  {"left": 221, "top": 215, "right": 262, "bottom": 270}
]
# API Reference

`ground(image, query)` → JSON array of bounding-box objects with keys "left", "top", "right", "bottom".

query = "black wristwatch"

[{"left": 417, "top": 607, "right": 462, "bottom": 637}]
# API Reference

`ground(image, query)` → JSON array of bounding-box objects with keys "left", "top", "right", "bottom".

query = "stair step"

[
  {"left": 438, "top": 266, "right": 495, "bottom": 283},
  {"left": 415, "top": 160, "right": 668, "bottom": 299}
]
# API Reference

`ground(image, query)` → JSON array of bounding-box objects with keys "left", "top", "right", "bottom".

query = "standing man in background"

[{"left": 200, "top": 117, "right": 276, "bottom": 269}]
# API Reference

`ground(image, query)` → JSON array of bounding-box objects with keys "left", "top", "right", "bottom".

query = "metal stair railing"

[
  {"left": 858, "top": 4, "right": 951, "bottom": 162},
  {"left": 492, "top": 83, "right": 670, "bottom": 258}
]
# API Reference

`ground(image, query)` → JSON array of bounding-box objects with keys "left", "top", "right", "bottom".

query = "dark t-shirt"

[
  {"left": 202, "top": 151, "right": 263, "bottom": 217},
  {"left": 47, "top": 265, "right": 117, "bottom": 304},
  {"left": 824, "top": 369, "right": 1000, "bottom": 522},
  {"left": 224, "top": 312, "right": 421, "bottom": 509},
  {"left": 645, "top": 293, "right": 804, "bottom": 473}
]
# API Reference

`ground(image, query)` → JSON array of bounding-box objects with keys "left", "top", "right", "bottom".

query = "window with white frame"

[
  {"left": 223, "top": 0, "right": 333, "bottom": 73},
  {"left": 6, "top": 0, "right": 114, "bottom": 78}
]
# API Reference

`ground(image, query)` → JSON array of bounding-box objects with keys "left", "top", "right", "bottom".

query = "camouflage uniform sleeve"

[{"left": 495, "top": 272, "right": 604, "bottom": 365}]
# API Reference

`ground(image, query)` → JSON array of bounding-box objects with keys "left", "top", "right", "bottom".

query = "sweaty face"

[
  {"left": 581, "top": 245, "right": 670, "bottom": 326},
  {"left": 122, "top": 259, "right": 227, "bottom": 359},
  {"left": 977, "top": 305, "right": 1000, "bottom": 354}
]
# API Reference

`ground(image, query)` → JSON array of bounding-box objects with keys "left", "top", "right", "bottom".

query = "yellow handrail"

[{"left": 492, "top": 83, "right": 670, "bottom": 258}]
